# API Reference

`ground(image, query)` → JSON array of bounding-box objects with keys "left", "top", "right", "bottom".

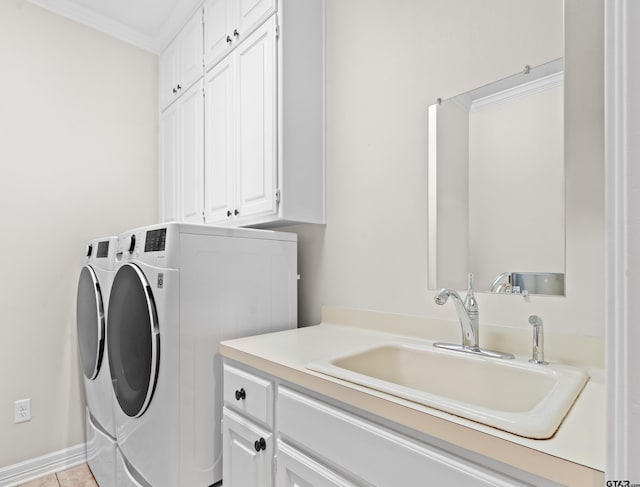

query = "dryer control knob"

[{"left": 128, "top": 234, "right": 136, "bottom": 253}]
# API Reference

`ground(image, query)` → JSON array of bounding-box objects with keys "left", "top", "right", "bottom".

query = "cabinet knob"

[
  {"left": 226, "top": 210, "right": 232, "bottom": 217},
  {"left": 226, "top": 35, "right": 232, "bottom": 44},
  {"left": 234, "top": 388, "right": 246, "bottom": 401},
  {"left": 172, "top": 87, "right": 177, "bottom": 94},
  {"left": 234, "top": 209, "right": 240, "bottom": 216},
  {"left": 254, "top": 437, "right": 266, "bottom": 452},
  {"left": 177, "top": 84, "right": 181, "bottom": 91},
  {"left": 233, "top": 29, "right": 239, "bottom": 37}
]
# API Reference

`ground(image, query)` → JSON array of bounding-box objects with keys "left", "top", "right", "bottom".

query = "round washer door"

[
  {"left": 107, "top": 263, "right": 160, "bottom": 418},
  {"left": 76, "top": 265, "right": 105, "bottom": 380}
]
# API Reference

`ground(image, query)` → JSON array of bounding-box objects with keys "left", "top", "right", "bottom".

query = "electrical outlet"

[{"left": 14, "top": 399, "right": 31, "bottom": 424}]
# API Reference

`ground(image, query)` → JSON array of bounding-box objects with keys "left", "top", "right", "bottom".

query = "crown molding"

[{"left": 28, "top": 0, "right": 157, "bottom": 53}]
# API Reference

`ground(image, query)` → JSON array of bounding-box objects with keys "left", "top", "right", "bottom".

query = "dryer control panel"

[{"left": 144, "top": 228, "right": 167, "bottom": 252}]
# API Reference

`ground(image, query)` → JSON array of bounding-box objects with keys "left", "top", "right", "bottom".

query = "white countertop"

[{"left": 220, "top": 307, "right": 605, "bottom": 486}]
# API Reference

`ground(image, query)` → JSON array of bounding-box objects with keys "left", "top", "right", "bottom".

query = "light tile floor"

[{"left": 17, "top": 464, "right": 98, "bottom": 487}]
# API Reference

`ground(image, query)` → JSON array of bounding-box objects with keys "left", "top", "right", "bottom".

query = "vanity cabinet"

[
  {"left": 160, "top": 80, "right": 204, "bottom": 223},
  {"left": 203, "top": 0, "right": 276, "bottom": 70},
  {"left": 159, "top": 9, "right": 204, "bottom": 111},
  {"left": 222, "top": 360, "right": 564, "bottom": 487}
]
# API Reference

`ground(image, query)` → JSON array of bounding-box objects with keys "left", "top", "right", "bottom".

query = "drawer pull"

[
  {"left": 254, "top": 437, "right": 266, "bottom": 452},
  {"left": 235, "top": 388, "right": 246, "bottom": 401}
]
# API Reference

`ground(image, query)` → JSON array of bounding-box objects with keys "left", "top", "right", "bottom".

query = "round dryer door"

[
  {"left": 107, "top": 263, "right": 160, "bottom": 418},
  {"left": 77, "top": 266, "right": 105, "bottom": 380}
]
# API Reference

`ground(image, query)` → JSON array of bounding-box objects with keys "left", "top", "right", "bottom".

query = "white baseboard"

[{"left": 0, "top": 443, "right": 86, "bottom": 487}]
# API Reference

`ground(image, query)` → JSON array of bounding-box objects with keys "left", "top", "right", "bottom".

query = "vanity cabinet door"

[
  {"left": 223, "top": 407, "right": 273, "bottom": 487},
  {"left": 278, "top": 387, "right": 530, "bottom": 487},
  {"left": 276, "top": 441, "right": 360, "bottom": 487}
]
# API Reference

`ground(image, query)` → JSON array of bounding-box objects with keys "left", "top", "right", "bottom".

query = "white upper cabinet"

[
  {"left": 204, "top": 17, "right": 277, "bottom": 225},
  {"left": 160, "top": 81, "right": 204, "bottom": 223},
  {"left": 160, "top": 9, "right": 204, "bottom": 111},
  {"left": 160, "top": 102, "right": 179, "bottom": 223},
  {"left": 161, "top": 0, "right": 325, "bottom": 228},
  {"left": 203, "top": 0, "right": 276, "bottom": 70},
  {"left": 204, "top": 55, "right": 235, "bottom": 223}
]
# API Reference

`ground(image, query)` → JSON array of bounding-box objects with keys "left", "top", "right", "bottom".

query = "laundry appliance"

[
  {"left": 106, "top": 223, "right": 297, "bottom": 487},
  {"left": 76, "top": 236, "right": 118, "bottom": 487}
]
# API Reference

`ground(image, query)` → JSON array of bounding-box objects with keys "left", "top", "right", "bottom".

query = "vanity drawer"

[
  {"left": 223, "top": 363, "right": 273, "bottom": 427},
  {"left": 277, "top": 387, "right": 534, "bottom": 487}
]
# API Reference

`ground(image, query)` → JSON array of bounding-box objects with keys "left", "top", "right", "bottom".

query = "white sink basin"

[{"left": 307, "top": 342, "right": 588, "bottom": 439}]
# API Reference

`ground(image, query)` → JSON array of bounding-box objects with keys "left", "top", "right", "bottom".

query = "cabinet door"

[
  {"left": 236, "top": 0, "right": 277, "bottom": 44},
  {"left": 235, "top": 16, "right": 277, "bottom": 220},
  {"left": 223, "top": 407, "right": 273, "bottom": 487},
  {"left": 204, "top": 56, "right": 235, "bottom": 224},
  {"left": 160, "top": 103, "right": 179, "bottom": 222},
  {"left": 178, "top": 81, "right": 204, "bottom": 223},
  {"left": 178, "top": 9, "right": 204, "bottom": 94},
  {"left": 204, "top": 0, "right": 234, "bottom": 69},
  {"left": 276, "top": 441, "right": 359, "bottom": 487},
  {"left": 160, "top": 41, "right": 179, "bottom": 110}
]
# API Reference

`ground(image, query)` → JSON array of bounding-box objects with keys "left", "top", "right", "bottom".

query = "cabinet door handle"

[
  {"left": 177, "top": 84, "right": 181, "bottom": 91},
  {"left": 233, "top": 29, "right": 239, "bottom": 37},
  {"left": 172, "top": 87, "right": 177, "bottom": 94},
  {"left": 226, "top": 210, "right": 232, "bottom": 217},
  {"left": 226, "top": 35, "right": 232, "bottom": 44},
  {"left": 234, "top": 388, "right": 246, "bottom": 400},
  {"left": 254, "top": 437, "right": 266, "bottom": 452},
  {"left": 234, "top": 209, "right": 239, "bottom": 216}
]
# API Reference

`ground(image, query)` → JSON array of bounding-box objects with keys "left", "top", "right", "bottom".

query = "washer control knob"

[
  {"left": 86, "top": 244, "right": 93, "bottom": 257},
  {"left": 128, "top": 234, "right": 136, "bottom": 253}
]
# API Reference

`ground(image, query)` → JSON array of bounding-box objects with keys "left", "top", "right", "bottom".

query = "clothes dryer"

[
  {"left": 76, "top": 237, "right": 118, "bottom": 487},
  {"left": 107, "top": 223, "right": 297, "bottom": 487}
]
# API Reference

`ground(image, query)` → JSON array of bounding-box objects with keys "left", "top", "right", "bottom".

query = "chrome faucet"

[
  {"left": 434, "top": 273, "right": 514, "bottom": 359},
  {"left": 434, "top": 274, "right": 479, "bottom": 349}
]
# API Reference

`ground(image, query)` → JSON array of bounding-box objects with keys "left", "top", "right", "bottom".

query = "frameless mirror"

[{"left": 428, "top": 59, "right": 565, "bottom": 296}]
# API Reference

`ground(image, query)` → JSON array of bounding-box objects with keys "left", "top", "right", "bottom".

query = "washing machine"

[
  {"left": 107, "top": 223, "right": 297, "bottom": 487},
  {"left": 76, "top": 236, "right": 118, "bottom": 487}
]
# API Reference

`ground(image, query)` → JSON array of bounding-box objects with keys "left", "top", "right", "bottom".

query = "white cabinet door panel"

[
  {"left": 160, "top": 103, "right": 179, "bottom": 222},
  {"left": 223, "top": 407, "right": 273, "bottom": 487},
  {"left": 237, "top": 0, "right": 276, "bottom": 41},
  {"left": 179, "top": 11, "right": 204, "bottom": 93},
  {"left": 276, "top": 441, "right": 359, "bottom": 487},
  {"left": 160, "top": 41, "right": 179, "bottom": 110},
  {"left": 278, "top": 388, "right": 530, "bottom": 487},
  {"left": 178, "top": 81, "right": 204, "bottom": 223},
  {"left": 204, "top": 0, "right": 234, "bottom": 69},
  {"left": 236, "top": 17, "right": 277, "bottom": 219},
  {"left": 205, "top": 58, "right": 235, "bottom": 223}
]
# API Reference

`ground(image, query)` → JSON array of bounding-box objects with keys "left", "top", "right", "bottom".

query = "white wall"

[
  {"left": 0, "top": 1, "right": 158, "bottom": 468},
  {"left": 290, "top": 0, "right": 604, "bottom": 338}
]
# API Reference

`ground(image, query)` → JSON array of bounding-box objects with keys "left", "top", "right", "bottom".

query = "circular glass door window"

[
  {"left": 76, "top": 266, "right": 105, "bottom": 380},
  {"left": 107, "top": 263, "right": 160, "bottom": 418}
]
